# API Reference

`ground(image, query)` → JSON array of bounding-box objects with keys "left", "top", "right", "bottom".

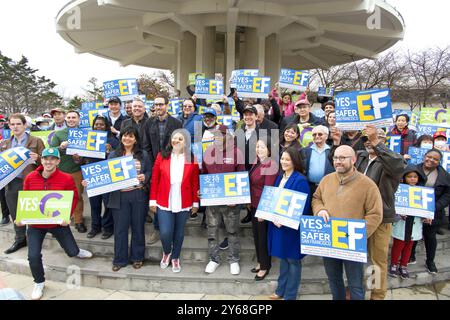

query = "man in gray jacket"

[{"left": 355, "top": 125, "right": 406, "bottom": 300}]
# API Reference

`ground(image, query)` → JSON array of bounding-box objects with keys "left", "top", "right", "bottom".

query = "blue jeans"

[
  {"left": 27, "top": 226, "right": 79, "bottom": 283},
  {"left": 111, "top": 189, "right": 146, "bottom": 266},
  {"left": 323, "top": 257, "right": 365, "bottom": 300},
  {"left": 89, "top": 193, "right": 113, "bottom": 233},
  {"left": 275, "top": 258, "right": 302, "bottom": 300},
  {"left": 153, "top": 210, "right": 159, "bottom": 231},
  {"left": 158, "top": 208, "right": 189, "bottom": 259}
]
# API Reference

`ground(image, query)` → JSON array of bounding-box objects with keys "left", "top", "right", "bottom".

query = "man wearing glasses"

[
  {"left": 143, "top": 95, "right": 182, "bottom": 244},
  {"left": 312, "top": 145, "right": 383, "bottom": 300}
]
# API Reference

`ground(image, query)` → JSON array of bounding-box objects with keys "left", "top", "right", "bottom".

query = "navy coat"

[{"left": 267, "top": 171, "right": 311, "bottom": 260}]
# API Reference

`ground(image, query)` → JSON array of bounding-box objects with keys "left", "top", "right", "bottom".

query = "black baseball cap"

[
  {"left": 243, "top": 105, "right": 257, "bottom": 115},
  {"left": 108, "top": 96, "right": 122, "bottom": 104}
]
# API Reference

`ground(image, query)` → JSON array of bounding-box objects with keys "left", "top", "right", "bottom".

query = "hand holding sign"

[
  {"left": 317, "top": 210, "right": 330, "bottom": 223},
  {"left": 29, "top": 152, "right": 39, "bottom": 162},
  {"left": 364, "top": 124, "right": 380, "bottom": 145}
]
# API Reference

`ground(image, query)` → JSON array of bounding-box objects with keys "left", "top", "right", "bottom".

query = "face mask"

[
  {"left": 434, "top": 140, "right": 447, "bottom": 148},
  {"left": 38, "top": 126, "right": 50, "bottom": 131},
  {"left": 421, "top": 142, "right": 433, "bottom": 150}
]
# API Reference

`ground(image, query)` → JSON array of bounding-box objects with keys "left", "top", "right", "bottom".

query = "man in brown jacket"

[
  {"left": 312, "top": 145, "right": 383, "bottom": 300},
  {"left": 3, "top": 114, "right": 45, "bottom": 254}
]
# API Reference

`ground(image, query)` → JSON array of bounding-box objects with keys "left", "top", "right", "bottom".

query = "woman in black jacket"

[{"left": 410, "top": 149, "right": 450, "bottom": 273}]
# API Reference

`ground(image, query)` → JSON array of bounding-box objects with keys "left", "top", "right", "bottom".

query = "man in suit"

[
  {"left": 143, "top": 94, "right": 182, "bottom": 244},
  {"left": 3, "top": 114, "right": 45, "bottom": 254}
]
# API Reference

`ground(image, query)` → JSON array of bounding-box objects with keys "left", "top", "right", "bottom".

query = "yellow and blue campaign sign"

[
  {"left": 386, "top": 134, "right": 402, "bottom": 154},
  {"left": 16, "top": 191, "right": 73, "bottom": 225},
  {"left": 81, "top": 101, "right": 104, "bottom": 110},
  {"left": 188, "top": 72, "right": 205, "bottom": 86},
  {"left": 417, "top": 125, "right": 450, "bottom": 144},
  {"left": 407, "top": 147, "right": 430, "bottom": 166},
  {"left": 168, "top": 99, "right": 182, "bottom": 116},
  {"left": 441, "top": 151, "right": 450, "bottom": 173},
  {"left": 79, "top": 108, "right": 108, "bottom": 128},
  {"left": 317, "top": 87, "right": 335, "bottom": 98},
  {"left": 300, "top": 216, "right": 367, "bottom": 263},
  {"left": 216, "top": 115, "right": 239, "bottom": 129},
  {"left": 195, "top": 79, "right": 224, "bottom": 100},
  {"left": 81, "top": 156, "right": 139, "bottom": 197},
  {"left": 255, "top": 186, "right": 308, "bottom": 230},
  {"left": 103, "top": 78, "right": 139, "bottom": 101},
  {"left": 419, "top": 108, "right": 450, "bottom": 128},
  {"left": 395, "top": 184, "right": 435, "bottom": 219},
  {"left": 230, "top": 69, "right": 259, "bottom": 88},
  {"left": 66, "top": 129, "right": 108, "bottom": 159},
  {"left": 334, "top": 89, "right": 393, "bottom": 130},
  {"left": 236, "top": 76, "right": 271, "bottom": 99},
  {"left": 0, "top": 147, "right": 33, "bottom": 190},
  {"left": 279, "top": 69, "right": 310, "bottom": 91},
  {"left": 200, "top": 172, "right": 250, "bottom": 206}
]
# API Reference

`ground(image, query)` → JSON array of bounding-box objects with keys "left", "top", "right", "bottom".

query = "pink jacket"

[{"left": 270, "top": 88, "right": 307, "bottom": 117}]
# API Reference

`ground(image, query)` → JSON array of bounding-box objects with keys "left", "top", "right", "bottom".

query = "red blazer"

[
  {"left": 249, "top": 158, "right": 278, "bottom": 208},
  {"left": 149, "top": 153, "right": 199, "bottom": 210}
]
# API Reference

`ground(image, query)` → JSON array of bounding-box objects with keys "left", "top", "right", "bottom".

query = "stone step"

[
  {"left": 0, "top": 238, "right": 449, "bottom": 296},
  {"left": 2, "top": 221, "right": 450, "bottom": 265}
]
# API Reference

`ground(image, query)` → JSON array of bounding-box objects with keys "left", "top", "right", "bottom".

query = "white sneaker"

[
  {"left": 171, "top": 259, "right": 181, "bottom": 273},
  {"left": 205, "top": 261, "right": 220, "bottom": 274},
  {"left": 31, "top": 282, "right": 45, "bottom": 300},
  {"left": 230, "top": 262, "right": 240, "bottom": 275},
  {"left": 160, "top": 252, "right": 171, "bottom": 269},
  {"left": 77, "top": 249, "right": 93, "bottom": 259}
]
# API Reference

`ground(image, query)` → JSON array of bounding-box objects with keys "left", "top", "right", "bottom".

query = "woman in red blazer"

[
  {"left": 248, "top": 137, "right": 278, "bottom": 280},
  {"left": 149, "top": 129, "right": 199, "bottom": 273}
]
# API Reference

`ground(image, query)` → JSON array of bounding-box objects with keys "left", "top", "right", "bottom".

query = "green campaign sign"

[
  {"left": 16, "top": 191, "right": 73, "bottom": 225},
  {"left": 30, "top": 131, "right": 55, "bottom": 148}
]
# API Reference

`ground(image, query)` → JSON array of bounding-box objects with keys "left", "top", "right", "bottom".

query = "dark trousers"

[
  {"left": 111, "top": 189, "right": 146, "bottom": 266},
  {"left": 412, "top": 223, "right": 438, "bottom": 264},
  {"left": 153, "top": 210, "right": 159, "bottom": 231},
  {"left": 0, "top": 187, "right": 10, "bottom": 219},
  {"left": 250, "top": 207, "right": 271, "bottom": 270},
  {"left": 5, "top": 178, "right": 26, "bottom": 242},
  {"left": 27, "top": 226, "right": 79, "bottom": 283},
  {"left": 158, "top": 209, "right": 189, "bottom": 259},
  {"left": 323, "top": 257, "right": 365, "bottom": 300},
  {"left": 89, "top": 194, "right": 113, "bottom": 233}
]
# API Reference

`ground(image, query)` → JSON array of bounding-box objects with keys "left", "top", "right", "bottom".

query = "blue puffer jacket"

[{"left": 177, "top": 112, "right": 204, "bottom": 142}]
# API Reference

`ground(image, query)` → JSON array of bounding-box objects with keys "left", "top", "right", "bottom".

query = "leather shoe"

[
  {"left": 4, "top": 240, "right": 27, "bottom": 254},
  {"left": 75, "top": 223, "right": 87, "bottom": 233},
  {"left": 1, "top": 216, "right": 10, "bottom": 226},
  {"left": 255, "top": 270, "right": 269, "bottom": 281},
  {"left": 240, "top": 214, "right": 252, "bottom": 224},
  {"left": 101, "top": 231, "right": 113, "bottom": 240},
  {"left": 87, "top": 230, "right": 100, "bottom": 239},
  {"left": 250, "top": 267, "right": 260, "bottom": 273}
]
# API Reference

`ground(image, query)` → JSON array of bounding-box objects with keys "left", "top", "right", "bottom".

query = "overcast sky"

[{"left": 0, "top": 0, "right": 448, "bottom": 98}]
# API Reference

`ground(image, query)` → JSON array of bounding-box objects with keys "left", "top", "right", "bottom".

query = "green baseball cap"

[{"left": 42, "top": 148, "right": 60, "bottom": 159}]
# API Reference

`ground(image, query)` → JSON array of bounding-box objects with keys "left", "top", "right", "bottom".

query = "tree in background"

[
  {"left": 83, "top": 77, "right": 104, "bottom": 101},
  {"left": 67, "top": 95, "right": 84, "bottom": 110},
  {"left": 0, "top": 51, "right": 62, "bottom": 115},
  {"left": 137, "top": 70, "right": 175, "bottom": 100}
]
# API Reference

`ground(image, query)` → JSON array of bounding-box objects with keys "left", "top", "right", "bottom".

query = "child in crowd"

[{"left": 389, "top": 166, "right": 432, "bottom": 279}]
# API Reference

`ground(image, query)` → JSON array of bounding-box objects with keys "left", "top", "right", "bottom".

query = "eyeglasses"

[
  {"left": 312, "top": 133, "right": 324, "bottom": 137},
  {"left": 332, "top": 156, "right": 352, "bottom": 162},
  {"left": 154, "top": 103, "right": 165, "bottom": 107}
]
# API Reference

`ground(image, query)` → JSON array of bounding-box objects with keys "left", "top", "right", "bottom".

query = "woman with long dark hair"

[
  {"left": 279, "top": 123, "right": 302, "bottom": 159},
  {"left": 267, "top": 147, "right": 311, "bottom": 300},
  {"left": 248, "top": 137, "right": 278, "bottom": 280},
  {"left": 107, "top": 126, "right": 152, "bottom": 272},
  {"left": 149, "top": 129, "right": 199, "bottom": 273}
]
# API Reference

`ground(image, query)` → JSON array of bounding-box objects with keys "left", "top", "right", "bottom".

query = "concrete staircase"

[{"left": 1, "top": 209, "right": 450, "bottom": 296}]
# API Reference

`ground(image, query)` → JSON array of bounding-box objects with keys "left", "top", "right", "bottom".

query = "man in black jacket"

[
  {"left": 105, "top": 96, "right": 126, "bottom": 139},
  {"left": 143, "top": 94, "right": 182, "bottom": 244},
  {"left": 279, "top": 99, "right": 324, "bottom": 134},
  {"left": 120, "top": 96, "right": 149, "bottom": 139},
  {"left": 255, "top": 104, "right": 278, "bottom": 131},
  {"left": 355, "top": 125, "right": 406, "bottom": 300}
]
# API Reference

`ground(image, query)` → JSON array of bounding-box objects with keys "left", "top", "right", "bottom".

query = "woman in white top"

[{"left": 149, "top": 129, "right": 200, "bottom": 273}]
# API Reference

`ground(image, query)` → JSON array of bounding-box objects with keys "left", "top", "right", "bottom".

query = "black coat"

[
  {"left": 142, "top": 115, "right": 182, "bottom": 164},
  {"left": 279, "top": 112, "right": 324, "bottom": 134}
]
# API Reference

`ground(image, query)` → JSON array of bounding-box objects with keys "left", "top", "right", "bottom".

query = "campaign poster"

[{"left": 199, "top": 172, "right": 250, "bottom": 206}]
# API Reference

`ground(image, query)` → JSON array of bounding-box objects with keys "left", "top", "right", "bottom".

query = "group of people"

[{"left": 1, "top": 82, "right": 450, "bottom": 301}]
